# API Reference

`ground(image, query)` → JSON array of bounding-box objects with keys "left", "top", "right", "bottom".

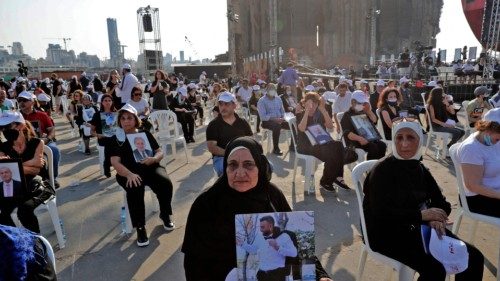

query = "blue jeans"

[
  {"left": 47, "top": 141, "right": 60, "bottom": 178},
  {"left": 213, "top": 156, "right": 224, "bottom": 177}
]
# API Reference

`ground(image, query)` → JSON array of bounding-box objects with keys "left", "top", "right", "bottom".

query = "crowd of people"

[{"left": 0, "top": 59, "right": 499, "bottom": 281}]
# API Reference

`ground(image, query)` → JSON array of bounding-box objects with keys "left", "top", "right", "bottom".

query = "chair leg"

[
  {"left": 292, "top": 156, "right": 298, "bottom": 183},
  {"left": 398, "top": 266, "right": 415, "bottom": 281},
  {"left": 356, "top": 247, "right": 368, "bottom": 281},
  {"left": 452, "top": 209, "right": 463, "bottom": 234},
  {"left": 182, "top": 140, "right": 189, "bottom": 164},
  {"left": 46, "top": 198, "right": 66, "bottom": 249},
  {"left": 468, "top": 220, "right": 479, "bottom": 244},
  {"left": 170, "top": 141, "right": 177, "bottom": 159},
  {"left": 425, "top": 133, "right": 431, "bottom": 155}
]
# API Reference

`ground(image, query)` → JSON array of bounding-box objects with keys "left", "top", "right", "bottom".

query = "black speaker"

[{"left": 143, "top": 14, "right": 153, "bottom": 32}]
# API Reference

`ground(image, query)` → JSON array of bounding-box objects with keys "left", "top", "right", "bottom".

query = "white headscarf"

[{"left": 391, "top": 120, "right": 423, "bottom": 160}]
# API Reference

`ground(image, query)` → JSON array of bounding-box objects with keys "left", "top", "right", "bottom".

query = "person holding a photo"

[
  {"left": 0, "top": 112, "right": 54, "bottom": 233},
  {"left": 75, "top": 94, "right": 98, "bottom": 155},
  {"left": 182, "top": 136, "right": 332, "bottom": 281},
  {"left": 90, "top": 94, "right": 117, "bottom": 178},
  {"left": 296, "top": 92, "right": 348, "bottom": 191},
  {"left": 109, "top": 104, "right": 174, "bottom": 247},
  {"left": 341, "top": 91, "right": 387, "bottom": 160}
]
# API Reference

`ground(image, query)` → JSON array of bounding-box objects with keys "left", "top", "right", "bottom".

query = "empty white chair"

[
  {"left": 149, "top": 110, "right": 189, "bottom": 163},
  {"left": 60, "top": 95, "right": 78, "bottom": 138},
  {"left": 449, "top": 144, "right": 500, "bottom": 281},
  {"left": 287, "top": 116, "right": 319, "bottom": 194},
  {"left": 351, "top": 160, "right": 415, "bottom": 281}
]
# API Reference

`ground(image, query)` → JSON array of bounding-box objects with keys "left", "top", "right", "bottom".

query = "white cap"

[
  {"left": 118, "top": 103, "right": 138, "bottom": 115},
  {"left": 257, "top": 79, "right": 265, "bottom": 85},
  {"left": 483, "top": 107, "right": 500, "bottom": 123},
  {"left": 304, "top": 85, "right": 315, "bottom": 92},
  {"left": 16, "top": 77, "right": 25, "bottom": 82},
  {"left": 351, "top": 90, "right": 369, "bottom": 103},
  {"left": 37, "top": 93, "right": 51, "bottom": 102},
  {"left": 18, "top": 91, "right": 35, "bottom": 101},
  {"left": 429, "top": 230, "right": 469, "bottom": 274},
  {"left": 428, "top": 81, "right": 437, "bottom": 87},
  {"left": 346, "top": 79, "right": 353, "bottom": 86},
  {"left": 360, "top": 79, "right": 368, "bottom": 84},
  {"left": 177, "top": 87, "right": 188, "bottom": 97},
  {"left": 0, "top": 111, "right": 25, "bottom": 125},
  {"left": 218, "top": 91, "right": 236, "bottom": 103},
  {"left": 252, "top": 85, "right": 260, "bottom": 91},
  {"left": 376, "top": 79, "right": 385, "bottom": 87},
  {"left": 399, "top": 76, "right": 410, "bottom": 84},
  {"left": 122, "top": 63, "right": 131, "bottom": 70}
]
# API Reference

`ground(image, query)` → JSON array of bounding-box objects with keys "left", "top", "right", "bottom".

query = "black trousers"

[
  {"left": 116, "top": 166, "right": 173, "bottom": 228},
  {"left": 256, "top": 267, "right": 287, "bottom": 281},
  {"left": 0, "top": 197, "right": 44, "bottom": 233},
  {"left": 261, "top": 120, "right": 291, "bottom": 150},
  {"left": 193, "top": 105, "right": 204, "bottom": 120},
  {"left": 298, "top": 141, "right": 345, "bottom": 185},
  {"left": 466, "top": 194, "right": 500, "bottom": 218},
  {"left": 176, "top": 112, "right": 195, "bottom": 138},
  {"left": 356, "top": 140, "right": 387, "bottom": 160}
]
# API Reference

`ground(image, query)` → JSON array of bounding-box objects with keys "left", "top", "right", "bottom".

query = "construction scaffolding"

[
  {"left": 482, "top": 0, "right": 500, "bottom": 80},
  {"left": 137, "top": 5, "right": 163, "bottom": 77}
]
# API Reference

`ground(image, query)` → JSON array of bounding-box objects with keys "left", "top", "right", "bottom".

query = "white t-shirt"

[
  {"left": 333, "top": 92, "right": 352, "bottom": 114},
  {"left": 237, "top": 86, "right": 252, "bottom": 103},
  {"left": 457, "top": 132, "right": 500, "bottom": 196},
  {"left": 127, "top": 98, "right": 149, "bottom": 116}
]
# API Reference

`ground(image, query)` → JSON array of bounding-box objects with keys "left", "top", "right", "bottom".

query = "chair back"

[
  {"left": 448, "top": 144, "right": 472, "bottom": 214},
  {"left": 424, "top": 104, "right": 439, "bottom": 134},
  {"left": 43, "top": 145, "right": 55, "bottom": 189},
  {"left": 149, "top": 110, "right": 180, "bottom": 139},
  {"left": 8, "top": 99, "right": 18, "bottom": 110},
  {"left": 336, "top": 111, "right": 347, "bottom": 145},
  {"left": 351, "top": 160, "right": 379, "bottom": 250},
  {"left": 461, "top": 100, "right": 474, "bottom": 132},
  {"left": 420, "top": 92, "right": 427, "bottom": 106},
  {"left": 37, "top": 235, "right": 56, "bottom": 272},
  {"left": 286, "top": 116, "right": 299, "bottom": 151}
]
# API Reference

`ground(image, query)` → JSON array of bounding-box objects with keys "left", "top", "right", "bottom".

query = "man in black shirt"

[{"left": 206, "top": 91, "right": 253, "bottom": 176}]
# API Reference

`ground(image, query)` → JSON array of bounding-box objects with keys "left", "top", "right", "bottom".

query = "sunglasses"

[
  {"left": 17, "top": 98, "right": 31, "bottom": 103},
  {"left": 133, "top": 92, "right": 142, "bottom": 96}
]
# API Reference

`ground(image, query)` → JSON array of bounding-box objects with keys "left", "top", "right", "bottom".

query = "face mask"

[
  {"left": 388, "top": 98, "right": 398, "bottom": 106},
  {"left": 484, "top": 134, "right": 493, "bottom": 146},
  {"left": 267, "top": 90, "right": 276, "bottom": 97},
  {"left": 354, "top": 104, "right": 364, "bottom": 112}
]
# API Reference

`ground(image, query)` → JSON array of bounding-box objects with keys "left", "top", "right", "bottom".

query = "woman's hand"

[
  {"left": 125, "top": 173, "right": 142, "bottom": 188},
  {"left": 140, "top": 157, "right": 157, "bottom": 166},
  {"left": 358, "top": 136, "right": 369, "bottom": 146},
  {"left": 429, "top": 220, "right": 446, "bottom": 239},
  {"left": 421, "top": 208, "right": 448, "bottom": 222}
]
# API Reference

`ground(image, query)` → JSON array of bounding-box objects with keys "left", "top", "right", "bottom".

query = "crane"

[
  {"left": 184, "top": 36, "right": 199, "bottom": 58},
  {"left": 43, "top": 37, "right": 72, "bottom": 51}
]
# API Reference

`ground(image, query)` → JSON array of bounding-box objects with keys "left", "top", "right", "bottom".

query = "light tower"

[
  {"left": 481, "top": 0, "right": 499, "bottom": 81},
  {"left": 137, "top": 5, "right": 163, "bottom": 78}
]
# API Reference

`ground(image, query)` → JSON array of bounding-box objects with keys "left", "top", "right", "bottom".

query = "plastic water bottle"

[
  {"left": 120, "top": 206, "right": 127, "bottom": 233},
  {"left": 59, "top": 219, "right": 66, "bottom": 240}
]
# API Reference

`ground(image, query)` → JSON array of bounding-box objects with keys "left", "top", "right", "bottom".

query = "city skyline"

[{"left": 0, "top": 0, "right": 481, "bottom": 63}]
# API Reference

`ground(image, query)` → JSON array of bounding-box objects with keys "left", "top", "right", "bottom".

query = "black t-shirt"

[
  {"left": 205, "top": 114, "right": 253, "bottom": 153},
  {"left": 108, "top": 130, "right": 160, "bottom": 177},
  {"left": 52, "top": 79, "right": 61, "bottom": 96},
  {"left": 295, "top": 111, "right": 327, "bottom": 151},
  {"left": 0, "top": 138, "right": 42, "bottom": 185},
  {"left": 90, "top": 111, "right": 117, "bottom": 146}
]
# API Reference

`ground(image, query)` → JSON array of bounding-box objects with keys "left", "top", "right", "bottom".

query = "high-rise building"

[
  {"left": 107, "top": 18, "right": 122, "bottom": 66},
  {"left": 46, "top": 44, "right": 75, "bottom": 65},
  {"left": 180, "top": 51, "right": 185, "bottom": 62},
  {"left": 12, "top": 42, "right": 24, "bottom": 56}
]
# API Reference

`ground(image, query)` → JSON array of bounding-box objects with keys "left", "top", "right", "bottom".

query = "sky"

[{"left": 0, "top": 0, "right": 481, "bottom": 62}]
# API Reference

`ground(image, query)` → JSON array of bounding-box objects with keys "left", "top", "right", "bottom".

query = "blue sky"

[{"left": 0, "top": 0, "right": 480, "bottom": 62}]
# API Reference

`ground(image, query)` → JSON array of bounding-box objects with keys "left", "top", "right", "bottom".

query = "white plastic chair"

[
  {"left": 375, "top": 108, "right": 393, "bottom": 153},
  {"left": 421, "top": 93, "right": 452, "bottom": 160},
  {"left": 351, "top": 160, "right": 415, "bottom": 281},
  {"left": 122, "top": 187, "right": 160, "bottom": 234},
  {"left": 37, "top": 235, "right": 56, "bottom": 272},
  {"left": 449, "top": 144, "right": 500, "bottom": 281},
  {"left": 12, "top": 146, "right": 66, "bottom": 248},
  {"left": 336, "top": 112, "right": 367, "bottom": 170},
  {"left": 60, "top": 95, "right": 78, "bottom": 137},
  {"left": 461, "top": 100, "right": 476, "bottom": 137},
  {"left": 287, "top": 116, "right": 319, "bottom": 195},
  {"left": 149, "top": 110, "right": 189, "bottom": 163}
]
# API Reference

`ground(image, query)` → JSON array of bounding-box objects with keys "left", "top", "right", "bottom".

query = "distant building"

[
  {"left": 77, "top": 52, "right": 100, "bottom": 68},
  {"left": 179, "top": 51, "right": 185, "bottom": 63},
  {"left": 11, "top": 42, "right": 24, "bottom": 56},
  {"left": 107, "top": 18, "right": 123, "bottom": 67},
  {"left": 46, "top": 44, "right": 75, "bottom": 65}
]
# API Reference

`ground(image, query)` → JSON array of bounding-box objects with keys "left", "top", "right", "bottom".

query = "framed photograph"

[
  {"left": 235, "top": 211, "right": 315, "bottom": 281},
  {"left": 83, "top": 107, "right": 96, "bottom": 122},
  {"left": 100, "top": 112, "right": 117, "bottom": 137},
  {"left": 306, "top": 124, "right": 333, "bottom": 145},
  {"left": 350, "top": 114, "right": 381, "bottom": 142},
  {"left": 0, "top": 159, "right": 26, "bottom": 200},
  {"left": 127, "top": 132, "right": 153, "bottom": 163}
]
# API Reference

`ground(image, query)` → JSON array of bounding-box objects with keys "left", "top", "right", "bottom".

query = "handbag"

[
  {"left": 29, "top": 176, "right": 56, "bottom": 204},
  {"left": 341, "top": 133, "right": 358, "bottom": 164}
]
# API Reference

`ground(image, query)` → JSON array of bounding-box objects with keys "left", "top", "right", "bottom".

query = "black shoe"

[
  {"left": 54, "top": 180, "right": 60, "bottom": 189},
  {"left": 334, "top": 178, "right": 351, "bottom": 190},
  {"left": 320, "top": 182, "right": 337, "bottom": 192},
  {"left": 85, "top": 149, "right": 91, "bottom": 155},
  {"left": 163, "top": 218, "right": 175, "bottom": 231},
  {"left": 272, "top": 149, "right": 283, "bottom": 155},
  {"left": 136, "top": 227, "right": 149, "bottom": 247}
]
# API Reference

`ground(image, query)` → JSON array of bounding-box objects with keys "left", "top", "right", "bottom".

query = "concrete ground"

[{"left": 35, "top": 115, "right": 498, "bottom": 281}]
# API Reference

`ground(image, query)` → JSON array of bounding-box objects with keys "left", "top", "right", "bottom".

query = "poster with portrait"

[
  {"left": 235, "top": 211, "right": 315, "bottom": 281},
  {"left": 82, "top": 107, "right": 96, "bottom": 122},
  {"left": 350, "top": 114, "right": 381, "bottom": 142},
  {"left": 126, "top": 132, "right": 153, "bottom": 163},
  {"left": 100, "top": 112, "right": 117, "bottom": 137},
  {"left": 0, "top": 159, "right": 26, "bottom": 200}
]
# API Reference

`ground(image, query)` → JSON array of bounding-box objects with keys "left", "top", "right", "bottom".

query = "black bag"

[
  {"left": 29, "top": 176, "right": 56, "bottom": 204},
  {"left": 344, "top": 145, "right": 358, "bottom": 164}
]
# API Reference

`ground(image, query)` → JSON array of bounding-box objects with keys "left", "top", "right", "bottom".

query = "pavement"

[{"left": 35, "top": 115, "right": 498, "bottom": 281}]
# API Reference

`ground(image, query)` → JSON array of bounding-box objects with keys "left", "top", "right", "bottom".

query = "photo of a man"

[
  {"left": 0, "top": 166, "right": 22, "bottom": 199},
  {"left": 132, "top": 135, "right": 153, "bottom": 162},
  {"left": 237, "top": 216, "right": 298, "bottom": 281}
]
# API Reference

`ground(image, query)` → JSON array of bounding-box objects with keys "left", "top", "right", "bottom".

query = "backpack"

[{"left": 278, "top": 229, "right": 302, "bottom": 279}]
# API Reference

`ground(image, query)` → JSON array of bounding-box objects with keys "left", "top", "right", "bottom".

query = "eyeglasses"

[
  {"left": 392, "top": 116, "right": 419, "bottom": 126},
  {"left": 133, "top": 92, "right": 142, "bottom": 96}
]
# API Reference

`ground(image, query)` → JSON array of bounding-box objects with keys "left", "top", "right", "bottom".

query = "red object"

[
  {"left": 461, "top": 0, "right": 485, "bottom": 45},
  {"left": 415, "top": 80, "right": 424, "bottom": 88}
]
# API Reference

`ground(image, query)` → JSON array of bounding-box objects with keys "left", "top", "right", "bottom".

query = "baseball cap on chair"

[{"left": 429, "top": 230, "right": 469, "bottom": 274}]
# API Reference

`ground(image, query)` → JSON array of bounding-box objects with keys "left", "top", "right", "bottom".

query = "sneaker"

[
  {"left": 163, "top": 219, "right": 175, "bottom": 231},
  {"left": 272, "top": 149, "right": 283, "bottom": 155},
  {"left": 333, "top": 178, "right": 351, "bottom": 190},
  {"left": 85, "top": 149, "right": 91, "bottom": 155},
  {"left": 136, "top": 227, "right": 149, "bottom": 247},
  {"left": 320, "top": 182, "right": 337, "bottom": 192},
  {"left": 54, "top": 180, "right": 60, "bottom": 189}
]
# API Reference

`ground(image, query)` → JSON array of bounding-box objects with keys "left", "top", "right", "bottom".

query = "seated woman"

[
  {"left": 378, "top": 87, "right": 402, "bottom": 140},
  {"left": 109, "top": 104, "right": 174, "bottom": 247},
  {"left": 90, "top": 94, "right": 117, "bottom": 178},
  {"left": 127, "top": 86, "right": 151, "bottom": 131},
  {"left": 75, "top": 94, "right": 98, "bottom": 155},
  {"left": 168, "top": 88, "right": 196, "bottom": 143},
  {"left": 427, "top": 87, "right": 465, "bottom": 148},
  {"left": 457, "top": 108, "right": 500, "bottom": 218},
  {"left": 186, "top": 84, "right": 203, "bottom": 126},
  {"left": 182, "top": 136, "right": 332, "bottom": 281},
  {"left": 296, "top": 92, "right": 348, "bottom": 191},
  {"left": 363, "top": 119, "right": 484, "bottom": 281},
  {"left": 340, "top": 91, "right": 387, "bottom": 160},
  {"left": 0, "top": 112, "right": 54, "bottom": 233}
]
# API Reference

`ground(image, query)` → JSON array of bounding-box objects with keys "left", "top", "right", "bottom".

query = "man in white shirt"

[
  {"left": 236, "top": 78, "right": 253, "bottom": 106},
  {"left": 116, "top": 63, "right": 139, "bottom": 107},
  {"left": 332, "top": 83, "right": 352, "bottom": 134},
  {"left": 238, "top": 216, "right": 297, "bottom": 281}
]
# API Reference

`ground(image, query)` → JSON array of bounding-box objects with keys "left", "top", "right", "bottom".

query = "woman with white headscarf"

[{"left": 362, "top": 119, "right": 484, "bottom": 281}]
